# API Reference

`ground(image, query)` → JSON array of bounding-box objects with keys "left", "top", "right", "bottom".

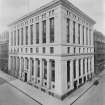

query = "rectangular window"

[
  {"left": 67, "top": 61, "right": 70, "bottom": 82},
  {"left": 87, "top": 58, "right": 88, "bottom": 73},
  {"left": 67, "top": 18, "right": 70, "bottom": 43},
  {"left": 50, "top": 17, "right": 54, "bottom": 43},
  {"left": 43, "top": 59, "right": 47, "bottom": 80},
  {"left": 11, "top": 32, "right": 13, "bottom": 46},
  {"left": 43, "top": 47, "right": 46, "bottom": 53},
  {"left": 14, "top": 31, "right": 16, "bottom": 46},
  {"left": 83, "top": 26, "right": 84, "bottom": 45},
  {"left": 36, "top": 47, "right": 39, "bottom": 53},
  {"left": 51, "top": 60, "right": 55, "bottom": 82},
  {"left": 37, "top": 59, "right": 40, "bottom": 77},
  {"left": 26, "top": 26, "right": 28, "bottom": 45},
  {"left": 30, "top": 24, "right": 33, "bottom": 45},
  {"left": 73, "top": 60, "right": 76, "bottom": 79},
  {"left": 30, "top": 48, "right": 33, "bottom": 53},
  {"left": 83, "top": 59, "right": 85, "bottom": 74},
  {"left": 89, "top": 29, "right": 91, "bottom": 45},
  {"left": 73, "top": 21, "right": 75, "bottom": 43},
  {"left": 78, "top": 24, "right": 80, "bottom": 44},
  {"left": 36, "top": 23, "right": 39, "bottom": 44},
  {"left": 86, "top": 28, "right": 88, "bottom": 45},
  {"left": 79, "top": 59, "right": 81, "bottom": 76},
  {"left": 17, "top": 29, "right": 20, "bottom": 45},
  {"left": 67, "top": 47, "right": 70, "bottom": 54},
  {"left": 21, "top": 28, "right": 23, "bottom": 45},
  {"left": 50, "top": 47, "right": 54, "bottom": 53},
  {"left": 42, "top": 20, "right": 46, "bottom": 43}
]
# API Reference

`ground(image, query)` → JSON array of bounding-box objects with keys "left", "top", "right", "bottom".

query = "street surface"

[
  {"left": 72, "top": 72, "right": 105, "bottom": 105},
  {"left": 0, "top": 77, "right": 40, "bottom": 105}
]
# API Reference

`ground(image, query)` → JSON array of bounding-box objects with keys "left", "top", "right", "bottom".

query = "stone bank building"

[{"left": 8, "top": 0, "right": 95, "bottom": 99}]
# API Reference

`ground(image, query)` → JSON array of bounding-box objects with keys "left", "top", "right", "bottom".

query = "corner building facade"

[{"left": 8, "top": 0, "right": 95, "bottom": 99}]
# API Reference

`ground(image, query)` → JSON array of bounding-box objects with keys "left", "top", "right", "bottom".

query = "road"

[
  {"left": 0, "top": 77, "right": 41, "bottom": 105},
  {"left": 72, "top": 72, "right": 105, "bottom": 105}
]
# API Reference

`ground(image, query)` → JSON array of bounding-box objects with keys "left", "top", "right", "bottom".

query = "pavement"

[{"left": 0, "top": 70, "right": 102, "bottom": 105}]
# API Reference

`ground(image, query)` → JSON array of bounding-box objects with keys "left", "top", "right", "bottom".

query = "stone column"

[
  {"left": 70, "top": 60, "right": 74, "bottom": 90},
  {"left": 55, "top": 60, "right": 67, "bottom": 96},
  {"left": 23, "top": 26, "right": 26, "bottom": 45},
  {"left": 47, "top": 60, "right": 51, "bottom": 89}
]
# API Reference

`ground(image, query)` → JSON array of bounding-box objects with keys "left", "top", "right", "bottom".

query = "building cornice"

[{"left": 8, "top": 0, "right": 95, "bottom": 26}]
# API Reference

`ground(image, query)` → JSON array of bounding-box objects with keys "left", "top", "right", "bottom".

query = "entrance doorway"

[{"left": 24, "top": 73, "right": 27, "bottom": 82}]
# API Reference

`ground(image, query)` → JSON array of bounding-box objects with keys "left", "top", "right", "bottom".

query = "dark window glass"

[
  {"left": 83, "top": 26, "right": 84, "bottom": 45},
  {"left": 21, "top": 28, "right": 23, "bottom": 45},
  {"left": 73, "top": 60, "right": 76, "bottom": 79},
  {"left": 30, "top": 24, "right": 33, "bottom": 45},
  {"left": 17, "top": 29, "right": 19, "bottom": 45},
  {"left": 42, "top": 20, "right": 46, "bottom": 43},
  {"left": 51, "top": 60, "right": 55, "bottom": 81},
  {"left": 43, "top": 47, "right": 46, "bottom": 53},
  {"left": 67, "top": 61, "right": 70, "bottom": 82},
  {"left": 73, "top": 21, "right": 75, "bottom": 43},
  {"left": 43, "top": 59, "right": 47, "bottom": 80},
  {"left": 67, "top": 18, "right": 70, "bottom": 43},
  {"left": 26, "top": 26, "right": 28, "bottom": 45},
  {"left": 78, "top": 24, "right": 80, "bottom": 44},
  {"left": 36, "top": 23, "right": 39, "bottom": 44},
  {"left": 83, "top": 59, "right": 85, "bottom": 74},
  {"left": 86, "top": 28, "right": 88, "bottom": 45},
  {"left": 50, "top": 17, "right": 54, "bottom": 43},
  {"left": 14, "top": 31, "right": 16, "bottom": 46},
  {"left": 50, "top": 47, "right": 54, "bottom": 53},
  {"left": 79, "top": 59, "right": 81, "bottom": 76}
]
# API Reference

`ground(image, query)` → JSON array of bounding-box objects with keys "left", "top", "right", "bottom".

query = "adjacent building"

[
  {"left": 0, "top": 31, "right": 9, "bottom": 72},
  {"left": 8, "top": 0, "right": 95, "bottom": 99},
  {"left": 94, "top": 30, "right": 105, "bottom": 74}
]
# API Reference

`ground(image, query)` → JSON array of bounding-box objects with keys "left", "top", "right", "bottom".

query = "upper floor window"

[
  {"left": 86, "top": 28, "right": 88, "bottom": 45},
  {"left": 50, "top": 47, "right": 54, "bottom": 54},
  {"left": 36, "top": 47, "right": 39, "bottom": 53},
  {"left": 67, "top": 47, "right": 70, "bottom": 54},
  {"left": 83, "top": 26, "right": 84, "bottom": 45},
  {"left": 78, "top": 24, "right": 80, "bottom": 44},
  {"left": 43, "top": 47, "right": 46, "bottom": 53},
  {"left": 67, "top": 18, "right": 70, "bottom": 43},
  {"left": 21, "top": 28, "right": 23, "bottom": 45},
  {"left": 42, "top": 20, "right": 46, "bottom": 43},
  {"left": 73, "top": 21, "right": 75, "bottom": 43},
  {"left": 14, "top": 31, "right": 16, "bottom": 46},
  {"left": 89, "top": 29, "right": 91, "bottom": 45},
  {"left": 26, "top": 26, "right": 28, "bottom": 45},
  {"left": 50, "top": 17, "right": 54, "bottom": 43},
  {"left": 30, "top": 48, "right": 33, "bottom": 53},
  {"left": 30, "top": 24, "right": 33, "bottom": 45},
  {"left": 17, "top": 29, "right": 20, "bottom": 45},
  {"left": 36, "top": 23, "right": 39, "bottom": 44}
]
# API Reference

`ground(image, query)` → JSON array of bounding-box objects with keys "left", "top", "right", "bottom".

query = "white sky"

[{"left": 0, "top": 0, "right": 105, "bottom": 34}]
